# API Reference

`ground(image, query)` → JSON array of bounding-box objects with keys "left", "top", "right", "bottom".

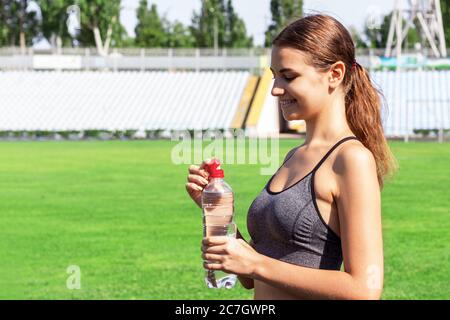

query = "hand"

[
  {"left": 201, "top": 236, "right": 262, "bottom": 278},
  {"left": 185, "top": 159, "right": 214, "bottom": 208}
]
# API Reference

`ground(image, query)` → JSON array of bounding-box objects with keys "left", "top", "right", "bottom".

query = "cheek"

[{"left": 292, "top": 80, "right": 327, "bottom": 107}]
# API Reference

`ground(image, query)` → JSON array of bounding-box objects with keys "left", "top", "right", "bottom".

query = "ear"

[{"left": 328, "top": 61, "right": 346, "bottom": 89}]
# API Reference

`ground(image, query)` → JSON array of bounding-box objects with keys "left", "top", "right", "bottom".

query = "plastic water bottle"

[{"left": 202, "top": 158, "right": 237, "bottom": 289}]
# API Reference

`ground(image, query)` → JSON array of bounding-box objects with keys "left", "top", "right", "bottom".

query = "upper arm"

[{"left": 335, "top": 144, "right": 383, "bottom": 298}]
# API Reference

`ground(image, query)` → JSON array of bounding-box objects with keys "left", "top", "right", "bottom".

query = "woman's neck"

[{"left": 304, "top": 96, "right": 354, "bottom": 147}]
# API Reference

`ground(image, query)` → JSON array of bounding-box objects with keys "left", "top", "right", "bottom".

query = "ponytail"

[{"left": 346, "top": 63, "right": 398, "bottom": 189}]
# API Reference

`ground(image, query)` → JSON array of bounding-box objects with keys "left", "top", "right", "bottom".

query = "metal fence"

[
  {"left": 0, "top": 47, "right": 270, "bottom": 73},
  {"left": 1, "top": 46, "right": 449, "bottom": 73},
  {"left": 0, "top": 46, "right": 271, "bottom": 56}
]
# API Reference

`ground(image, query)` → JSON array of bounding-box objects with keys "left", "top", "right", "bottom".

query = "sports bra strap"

[{"left": 311, "top": 136, "right": 359, "bottom": 173}]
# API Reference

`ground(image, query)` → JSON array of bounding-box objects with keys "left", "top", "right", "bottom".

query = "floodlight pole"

[{"left": 385, "top": 0, "right": 447, "bottom": 58}]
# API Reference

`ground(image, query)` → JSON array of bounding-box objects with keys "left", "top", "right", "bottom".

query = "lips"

[{"left": 279, "top": 99, "right": 297, "bottom": 107}]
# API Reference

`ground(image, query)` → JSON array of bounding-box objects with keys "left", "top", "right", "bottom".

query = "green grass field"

[{"left": 0, "top": 139, "right": 449, "bottom": 299}]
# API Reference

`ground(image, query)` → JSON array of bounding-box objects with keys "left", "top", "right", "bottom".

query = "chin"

[{"left": 282, "top": 111, "right": 303, "bottom": 121}]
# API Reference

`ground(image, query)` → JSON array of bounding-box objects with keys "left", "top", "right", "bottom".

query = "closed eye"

[
  {"left": 271, "top": 75, "right": 297, "bottom": 82},
  {"left": 283, "top": 76, "right": 296, "bottom": 81}
]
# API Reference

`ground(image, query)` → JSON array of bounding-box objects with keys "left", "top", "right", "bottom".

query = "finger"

[
  {"left": 202, "top": 253, "right": 223, "bottom": 262},
  {"left": 188, "top": 164, "right": 199, "bottom": 171},
  {"left": 187, "top": 174, "right": 209, "bottom": 185},
  {"left": 203, "top": 261, "right": 222, "bottom": 271},
  {"left": 187, "top": 173, "right": 208, "bottom": 184},
  {"left": 203, "top": 244, "right": 226, "bottom": 254},
  {"left": 189, "top": 164, "right": 210, "bottom": 178},
  {"left": 187, "top": 174, "right": 209, "bottom": 186},
  {"left": 185, "top": 182, "right": 203, "bottom": 192},
  {"left": 202, "top": 236, "right": 229, "bottom": 246},
  {"left": 188, "top": 165, "right": 209, "bottom": 179}
]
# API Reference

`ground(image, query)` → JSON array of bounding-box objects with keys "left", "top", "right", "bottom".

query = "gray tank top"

[{"left": 247, "top": 136, "right": 359, "bottom": 270}]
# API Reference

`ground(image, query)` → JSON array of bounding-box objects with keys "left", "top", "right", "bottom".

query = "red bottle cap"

[{"left": 204, "top": 158, "right": 224, "bottom": 178}]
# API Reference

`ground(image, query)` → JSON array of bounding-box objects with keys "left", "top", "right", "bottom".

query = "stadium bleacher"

[
  {"left": 372, "top": 70, "right": 450, "bottom": 137},
  {"left": 0, "top": 69, "right": 449, "bottom": 139},
  {"left": 0, "top": 71, "right": 253, "bottom": 133}
]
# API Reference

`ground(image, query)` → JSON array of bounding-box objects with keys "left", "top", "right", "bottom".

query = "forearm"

[
  {"left": 252, "top": 255, "right": 380, "bottom": 300},
  {"left": 236, "top": 228, "right": 254, "bottom": 290}
]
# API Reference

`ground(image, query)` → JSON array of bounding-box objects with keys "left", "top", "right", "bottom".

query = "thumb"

[{"left": 199, "top": 158, "right": 213, "bottom": 170}]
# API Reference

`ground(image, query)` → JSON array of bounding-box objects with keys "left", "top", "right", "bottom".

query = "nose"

[{"left": 271, "top": 79, "right": 285, "bottom": 97}]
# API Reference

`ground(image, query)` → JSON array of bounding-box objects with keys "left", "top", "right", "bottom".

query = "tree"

[
  {"left": 190, "top": 0, "right": 225, "bottom": 48},
  {"left": 280, "top": 0, "right": 302, "bottom": 22},
  {"left": 0, "top": 0, "right": 9, "bottom": 46},
  {"left": 442, "top": 0, "right": 450, "bottom": 47},
  {"left": 364, "top": 14, "right": 391, "bottom": 49},
  {"left": 224, "top": 0, "right": 253, "bottom": 48},
  {"left": 349, "top": 26, "right": 368, "bottom": 49},
  {"left": 134, "top": 0, "right": 167, "bottom": 47},
  {"left": 37, "top": 0, "right": 73, "bottom": 47},
  {"left": 264, "top": 0, "right": 302, "bottom": 47},
  {"left": 75, "top": 0, "right": 124, "bottom": 56},
  {"left": 0, "top": 0, "right": 39, "bottom": 50},
  {"left": 164, "top": 20, "right": 196, "bottom": 48},
  {"left": 190, "top": 0, "right": 252, "bottom": 48},
  {"left": 135, "top": 1, "right": 198, "bottom": 48}
]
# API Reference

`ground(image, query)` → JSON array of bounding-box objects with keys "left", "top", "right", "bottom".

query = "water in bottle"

[{"left": 202, "top": 158, "right": 237, "bottom": 289}]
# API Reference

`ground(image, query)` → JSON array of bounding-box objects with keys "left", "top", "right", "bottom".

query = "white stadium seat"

[
  {"left": 0, "top": 70, "right": 449, "bottom": 137},
  {"left": 0, "top": 71, "right": 250, "bottom": 132}
]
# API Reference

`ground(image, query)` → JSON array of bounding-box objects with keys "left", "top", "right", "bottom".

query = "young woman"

[{"left": 186, "top": 14, "right": 397, "bottom": 300}]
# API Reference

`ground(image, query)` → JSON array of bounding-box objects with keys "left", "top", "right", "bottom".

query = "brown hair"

[{"left": 273, "top": 14, "right": 397, "bottom": 189}]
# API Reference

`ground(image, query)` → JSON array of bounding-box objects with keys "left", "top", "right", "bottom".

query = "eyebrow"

[{"left": 269, "top": 67, "right": 296, "bottom": 74}]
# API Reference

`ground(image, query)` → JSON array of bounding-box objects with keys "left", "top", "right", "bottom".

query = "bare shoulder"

[
  {"left": 333, "top": 140, "right": 378, "bottom": 196},
  {"left": 336, "top": 140, "right": 376, "bottom": 170}
]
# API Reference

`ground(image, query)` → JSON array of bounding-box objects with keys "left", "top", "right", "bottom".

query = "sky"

[{"left": 120, "top": 0, "right": 398, "bottom": 46}]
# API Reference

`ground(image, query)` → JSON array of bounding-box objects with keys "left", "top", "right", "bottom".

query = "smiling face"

[{"left": 270, "top": 46, "right": 331, "bottom": 121}]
